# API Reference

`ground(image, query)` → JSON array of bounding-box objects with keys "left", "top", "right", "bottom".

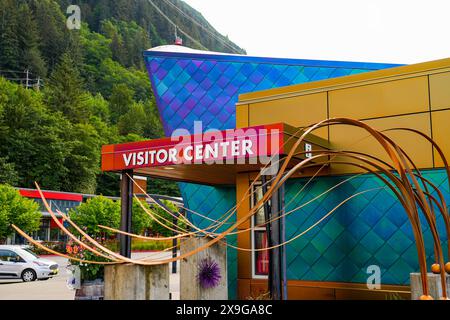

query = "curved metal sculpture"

[{"left": 12, "top": 118, "right": 450, "bottom": 300}]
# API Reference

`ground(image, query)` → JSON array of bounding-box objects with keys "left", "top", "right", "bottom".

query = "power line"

[
  {"left": 147, "top": 0, "right": 209, "bottom": 51},
  {"left": 0, "top": 71, "right": 43, "bottom": 89},
  {"left": 160, "top": 0, "right": 243, "bottom": 53},
  {"left": 0, "top": 69, "right": 35, "bottom": 75}
]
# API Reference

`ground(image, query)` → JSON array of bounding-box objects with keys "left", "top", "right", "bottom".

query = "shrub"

[{"left": 0, "top": 184, "right": 41, "bottom": 241}]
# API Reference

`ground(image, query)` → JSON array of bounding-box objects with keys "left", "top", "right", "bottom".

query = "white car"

[{"left": 0, "top": 245, "right": 59, "bottom": 282}]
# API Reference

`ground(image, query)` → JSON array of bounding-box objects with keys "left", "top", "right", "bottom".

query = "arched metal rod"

[
  {"left": 34, "top": 183, "right": 121, "bottom": 262},
  {"left": 15, "top": 118, "right": 450, "bottom": 299}
]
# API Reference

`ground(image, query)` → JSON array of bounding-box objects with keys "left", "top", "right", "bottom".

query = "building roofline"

[
  {"left": 16, "top": 187, "right": 184, "bottom": 206},
  {"left": 144, "top": 46, "right": 401, "bottom": 70},
  {"left": 238, "top": 57, "right": 450, "bottom": 104}
]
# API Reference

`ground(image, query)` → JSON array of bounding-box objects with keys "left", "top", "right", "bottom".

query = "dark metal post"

[
  {"left": 279, "top": 183, "right": 288, "bottom": 300},
  {"left": 172, "top": 209, "right": 182, "bottom": 274},
  {"left": 263, "top": 167, "right": 287, "bottom": 300},
  {"left": 269, "top": 179, "right": 282, "bottom": 300},
  {"left": 120, "top": 170, "right": 133, "bottom": 258},
  {"left": 261, "top": 175, "right": 273, "bottom": 294}
]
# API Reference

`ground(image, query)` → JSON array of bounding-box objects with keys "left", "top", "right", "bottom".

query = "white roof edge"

[{"left": 146, "top": 45, "right": 244, "bottom": 57}]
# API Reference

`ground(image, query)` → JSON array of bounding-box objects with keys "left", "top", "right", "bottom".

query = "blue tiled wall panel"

[
  {"left": 284, "top": 169, "right": 449, "bottom": 285},
  {"left": 144, "top": 52, "right": 399, "bottom": 136},
  {"left": 144, "top": 50, "right": 402, "bottom": 298}
]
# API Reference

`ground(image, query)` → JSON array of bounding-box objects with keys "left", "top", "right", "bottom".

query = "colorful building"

[
  {"left": 10, "top": 176, "right": 157, "bottom": 244},
  {"left": 102, "top": 45, "right": 450, "bottom": 299},
  {"left": 11, "top": 189, "right": 83, "bottom": 244}
]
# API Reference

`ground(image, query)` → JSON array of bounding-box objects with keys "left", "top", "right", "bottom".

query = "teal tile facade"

[{"left": 284, "top": 169, "right": 449, "bottom": 285}]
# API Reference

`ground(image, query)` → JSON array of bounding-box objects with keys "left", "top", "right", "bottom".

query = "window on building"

[
  {"left": 31, "top": 198, "right": 81, "bottom": 214},
  {"left": 33, "top": 219, "right": 50, "bottom": 241},
  {"left": 49, "top": 200, "right": 80, "bottom": 213},
  {"left": 252, "top": 182, "right": 269, "bottom": 277}
]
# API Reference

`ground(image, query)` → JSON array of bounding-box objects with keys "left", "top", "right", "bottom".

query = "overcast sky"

[{"left": 183, "top": 0, "right": 450, "bottom": 64}]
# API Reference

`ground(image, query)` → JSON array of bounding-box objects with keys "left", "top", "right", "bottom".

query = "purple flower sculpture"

[{"left": 197, "top": 257, "right": 221, "bottom": 289}]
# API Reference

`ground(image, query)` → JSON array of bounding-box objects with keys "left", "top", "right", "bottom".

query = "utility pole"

[{"left": 25, "top": 70, "right": 29, "bottom": 89}]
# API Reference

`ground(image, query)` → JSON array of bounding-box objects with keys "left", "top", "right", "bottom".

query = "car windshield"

[{"left": 20, "top": 248, "right": 39, "bottom": 261}]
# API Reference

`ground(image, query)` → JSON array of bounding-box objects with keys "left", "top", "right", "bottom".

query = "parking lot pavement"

[
  {"left": 0, "top": 252, "right": 180, "bottom": 300},
  {"left": 0, "top": 256, "right": 74, "bottom": 300}
]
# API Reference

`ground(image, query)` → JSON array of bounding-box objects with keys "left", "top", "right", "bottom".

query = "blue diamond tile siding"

[
  {"left": 143, "top": 50, "right": 406, "bottom": 298},
  {"left": 283, "top": 170, "right": 449, "bottom": 285},
  {"left": 144, "top": 51, "right": 400, "bottom": 136}
]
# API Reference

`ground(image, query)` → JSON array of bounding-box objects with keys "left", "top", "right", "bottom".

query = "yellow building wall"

[
  {"left": 328, "top": 77, "right": 429, "bottom": 119},
  {"left": 242, "top": 92, "right": 329, "bottom": 140},
  {"left": 238, "top": 60, "right": 450, "bottom": 173},
  {"left": 430, "top": 72, "right": 450, "bottom": 111}
]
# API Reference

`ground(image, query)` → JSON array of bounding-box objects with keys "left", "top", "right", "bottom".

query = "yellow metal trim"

[{"left": 238, "top": 57, "right": 450, "bottom": 105}]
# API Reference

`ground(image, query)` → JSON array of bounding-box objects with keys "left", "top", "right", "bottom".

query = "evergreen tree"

[
  {"left": 0, "top": 0, "right": 20, "bottom": 71},
  {"left": 0, "top": 157, "right": 19, "bottom": 186},
  {"left": 109, "top": 83, "right": 134, "bottom": 124},
  {"left": 0, "top": 78, "right": 71, "bottom": 191},
  {"left": 63, "top": 123, "right": 102, "bottom": 194},
  {"left": 117, "top": 102, "right": 147, "bottom": 136},
  {"left": 46, "top": 53, "right": 90, "bottom": 123},
  {"left": 0, "top": 0, "right": 245, "bottom": 198},
  {"left": 17, "top": 4, "right": 47, "bottom": 77},
  {"left": 31, "top": 0, "right": 68, "bottom": 70}
]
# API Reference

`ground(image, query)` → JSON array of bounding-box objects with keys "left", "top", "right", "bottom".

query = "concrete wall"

[{"left": 104, "top": 263, "right": 169, "bottom": 300}]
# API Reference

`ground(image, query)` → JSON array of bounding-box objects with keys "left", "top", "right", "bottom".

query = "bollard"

[
  {"left": 180, "top": 237, "right": 228, "bottom": 300},
  {"left": 410, "top": 273, "right": 450, "bottom": 300},
  {"left": 104, "top": 263, "right": 169, "bottom": 300}
]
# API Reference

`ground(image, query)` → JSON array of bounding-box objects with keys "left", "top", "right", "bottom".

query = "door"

[{"left": 0, "top": 249, "right": 24, "bottom": 278}]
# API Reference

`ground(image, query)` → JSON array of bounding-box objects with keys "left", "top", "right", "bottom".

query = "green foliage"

[
  {"left": 0, "top": 78, "right": 72, "bottom": 190},
  {"left": 95, "top": 172, "right": 121, "bottom": 197},
  {"left": 69, "top": 196, "right": 120, "bottom": 237},
  {"left": 105, "top": 238, "right": 173, "bottom": 252},
  {"left": 100, "top": 19, "right": 151, "bottom": 69},
  {"left": 30, "top": 0, "right": 82, "bottom": 70},
  {"left": 63, "top": 123, "right": 102, "bottom": 193},
  {"left": 16, "top": 3, "right": 47, "bottom": 76},
  {"left": 147, "top": 179, "right": 181, "bottom": 198},
  {"left": 46, "top": 53, "right": 90, "bottom": 123},
  {"left": 0, "top": 0, "right": 244, "bottom": 198},
  {"left": 0, "top": 184, "right": 41, "bottom": 240},
  {"left": 96, "top": 58, "right": 151, "bottom": 101},
  {"left": 118, "top": 102, "right": 147, "bottom": 136},
  {"left": 66, "top": 241, "right": 109, "bottom": 281},
  {"left": 132, "top": 199, "right": 152, "bottom": 235},
  {"left": 84, "top": 93, "right": 111, "bottom": 124},
  {"left": 0, "top": 0, "right": 20, "bottom": 71},
  {"left": 67, "top": 195, "right": 183, "bottom": 239},
  {"left": 0, "top": 157, "right": 19, "bottom": 185},
  {"left": 0, "top": 77, "right": 104, "bottom": 193},
  {"left": 148, "top": 200, "right": 184, "bottom": 237},
  {"left": 109, "top": 84, "right": 134, "bottom": 124}
]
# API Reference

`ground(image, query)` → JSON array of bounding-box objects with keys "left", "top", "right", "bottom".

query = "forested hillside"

[{"left": 0, "top": 0, "right": 245, "bottom": 196}]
